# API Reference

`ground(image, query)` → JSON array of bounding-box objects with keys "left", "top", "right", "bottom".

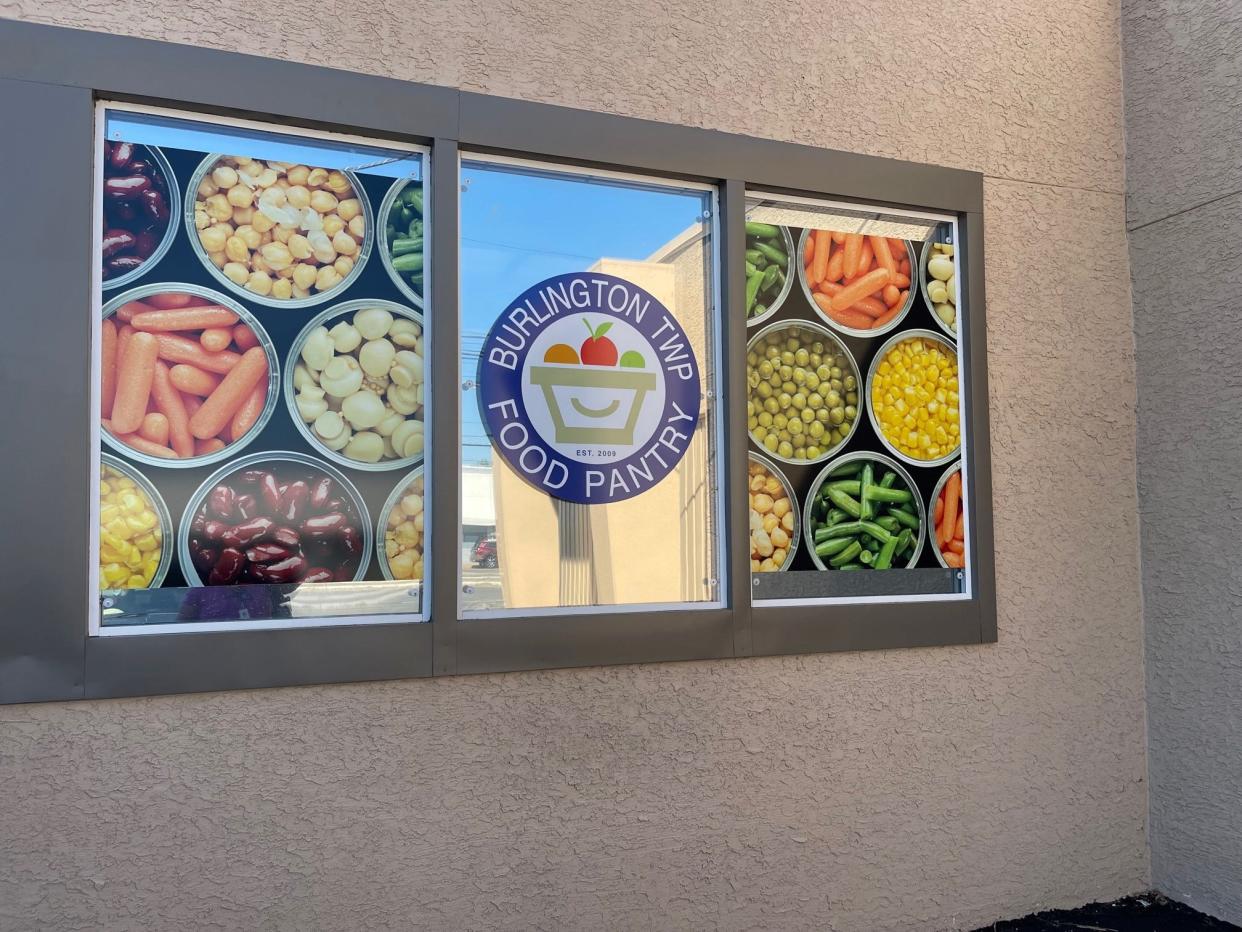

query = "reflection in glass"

[{"left": 460, "top": 160, "right": 721, "bottom": 614}]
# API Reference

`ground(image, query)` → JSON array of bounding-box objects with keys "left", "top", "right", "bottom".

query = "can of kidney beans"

[
  {"left": 101, "top": 143, "right": 179, "bottom": 291},
  {"left": 177, "top": 450, "right": 373, "bottom": 586}
]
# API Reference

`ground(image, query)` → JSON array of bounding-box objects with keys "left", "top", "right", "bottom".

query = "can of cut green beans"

[
  {"left": 745, "top": 223, "right": 795, "bottom": 327},
  {"left": 377, "top": 177, "right": 426, "bottom": 312},
  {"left": 801, "top": 450, "right": 926, "bottom": 572}
]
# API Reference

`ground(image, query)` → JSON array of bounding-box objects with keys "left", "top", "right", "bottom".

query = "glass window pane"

[
  {"left": 744, "top": 194, "right": 971, "bottom": 602},
  {"left": 460, "top": 159, "right": 721, "bottom": 614},
  {"left": 95, "top": 106, "right": 429, "bottom": 630}
]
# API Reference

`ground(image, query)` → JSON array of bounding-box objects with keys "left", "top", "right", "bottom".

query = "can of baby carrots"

[
  {"left": 926, "top": 460, "right": 964, "bottom": 570},
  {"left": 796, "top": 228, "right": 918, "bottom": 339},
  {"left": 100, "top": 282, "right": 280, "bottom": 469}
]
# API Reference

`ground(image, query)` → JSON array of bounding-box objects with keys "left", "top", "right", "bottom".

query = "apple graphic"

[{"left": 580, "top": 318, "right": 619, "bottom": 366}]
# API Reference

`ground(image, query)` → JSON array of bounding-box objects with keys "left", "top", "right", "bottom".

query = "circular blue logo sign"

[{"left": 478, "top": 273, "right": 701, "bottom": 505}]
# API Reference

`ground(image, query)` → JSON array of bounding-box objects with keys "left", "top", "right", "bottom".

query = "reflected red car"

[{"left": 472, "top": 535, "right": 498, "bottom": 568}]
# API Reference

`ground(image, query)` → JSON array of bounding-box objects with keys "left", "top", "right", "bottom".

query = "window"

[
  {"left": 94, "top": 105, "right": 430, "bottom": 632},
  {"left": 459, "top": 158, "right": 723, "bottom": 615},
  {"left": 743, "top": 193, "right": 972, "bottom": 603}
]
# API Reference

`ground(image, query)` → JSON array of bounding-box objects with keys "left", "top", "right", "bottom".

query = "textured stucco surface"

[
  {"left": 1121, "top": 0, "right": 1242, "bottom": 229},
  {"left": 1132, "top": 193, "right": 1242, "bottom": 924},
  {"left": 1123, "top": 0, "right": 1242, "bottom": 923},
  {"left": 0, "top": 4, "right": 1147, "bottom": 930},
  {"left": 0, "top": 1, "right": 1125, "bottom": 197},
  {"left": 1129, "top": 192, "right": 1242, "bottom": 921}
]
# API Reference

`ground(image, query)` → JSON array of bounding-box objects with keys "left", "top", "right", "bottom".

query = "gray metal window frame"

[{"left": 0, "top": 19, "right": 995, "bottom": 704}]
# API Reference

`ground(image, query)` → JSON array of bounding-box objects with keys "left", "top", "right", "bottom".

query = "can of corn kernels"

[
  {"left": 865, "top": 327, "right": 962, "bottom": 469},
  {"left": 99, "top": 453, "right": 173, "bottom": 590}
]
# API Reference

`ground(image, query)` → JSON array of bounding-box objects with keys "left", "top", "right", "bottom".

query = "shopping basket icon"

[{"left": 528, "top": 364, "right": 658, "bottom": 445}]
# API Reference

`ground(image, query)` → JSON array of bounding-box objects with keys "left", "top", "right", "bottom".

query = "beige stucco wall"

[
  {"left": 1123, "top": 0, "right": 1242, "bottom": 923},
  {"left": 0, "top": 3, "right": 1146, "bottom": 930}
]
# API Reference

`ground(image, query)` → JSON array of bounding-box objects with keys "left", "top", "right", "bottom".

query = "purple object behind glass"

[{"left": 177, "top": 584, "right": 288, "bottom": 621}]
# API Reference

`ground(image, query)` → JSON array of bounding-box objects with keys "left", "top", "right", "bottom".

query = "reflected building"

[{"left": 488, "top": 222, "right": 717, "bottom": 608}]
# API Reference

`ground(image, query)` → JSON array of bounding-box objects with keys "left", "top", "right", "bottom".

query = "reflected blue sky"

[
  {"left": 106, "top": 111, "right": 422, "bottom": 181},
  {"left": 460, "top": 161, "right": 711, "bottom": 461}
]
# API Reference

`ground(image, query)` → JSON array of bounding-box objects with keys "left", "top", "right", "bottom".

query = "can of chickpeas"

[
  {"left": 376, "top": 465, "right": 427, "bottom": 582},
  {"left": 748, "top": 451, "right": 800, "bottom": 572},
  {"left": 101, "top": 282, "right": 280, "bottom": 469},
  {"left": 183, "top": 154, "right": 374, "bottom": 310}
]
